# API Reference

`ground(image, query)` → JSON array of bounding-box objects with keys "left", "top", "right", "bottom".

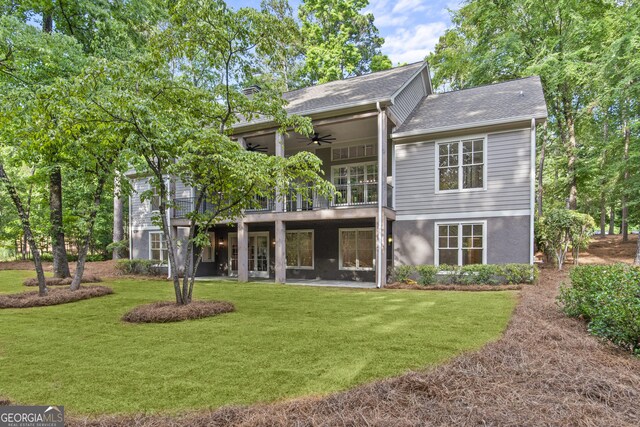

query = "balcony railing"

[{"left": 171, "top": 183, "right": 394, "bottom": 219}]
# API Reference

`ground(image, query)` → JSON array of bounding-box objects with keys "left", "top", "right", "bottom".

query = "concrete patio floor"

[{"left": 194, "top": 276, "right": 377, "bottom": 289}]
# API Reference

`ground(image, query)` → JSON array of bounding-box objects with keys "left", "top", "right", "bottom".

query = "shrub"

[
  {"left": 538, "top": 209, "right": 595, "bottom": 269},
  {"left": 415, "top": 265, "right": 438, "bottom": 285},
  {"left": 559, "top": 264, "right": 640, "bottom": 355},
  {"left": 115, "top": 259, "right": 164, "bottom": 276},
  {"left": 501, "top": 263, "right": 539, "bottom": 284},
  {"left": 389, "top": 265, "right": 415, "bottom": 283},
  {"left": 459, "top": 265, "right": 499, "bottom": 285}
]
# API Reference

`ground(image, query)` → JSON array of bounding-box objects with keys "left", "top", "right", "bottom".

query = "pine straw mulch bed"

[
  {"left": 23, "top": 275, "right": 102, "bottom": 287},
  {"left": 386, "top": 282, "right": 522, "bottom": 291},
  {"left": 0, "top": 286, "right": 113, "bottom": 309},
  {"left": 67, "top": 267, "right": 640, "bottom": 427},
  {"left": 122, "top": 301, "right": 235, "bottom": 323}
]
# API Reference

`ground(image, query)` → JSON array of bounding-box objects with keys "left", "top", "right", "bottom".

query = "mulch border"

[
  {"left": 122, "top": 300, "right": 235, "bottom": 323},
  {"left": 0, "top": 285, "right": 113, "bottom": 309},
  {"left": 23, "top": 276, "right": 102, "bottom": 287},
  {"left": 386, "top": 282, "right": 523, "bottom": 291}
]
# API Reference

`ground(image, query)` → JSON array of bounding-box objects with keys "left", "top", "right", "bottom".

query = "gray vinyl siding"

[
  {"left": 393, "top": 216, "right": 530, "bottom": 266},
  {"left": 394, "top": 129, "right": 531, "bottom": 216},
  {"left": 389, "top": 73, "right": 426, "bottom": 125},
  {"left": 130, "top": 177, "right": 192, "bottom": 230},
  {"left": 130, "top": 177, "right": 155, "bottom": 229}
]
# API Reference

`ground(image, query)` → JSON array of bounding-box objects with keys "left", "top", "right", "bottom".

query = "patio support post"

[
  {"left": 238, "top": 220, "right": 249, "bottom": 282},
  {"left": 275, "top": 219, "right": 286, "bottom": 284},
  {"left": 376, "top": 103, "right": 388, "bottom": 288},
  {"left": 237, "top": 136, "right": 247, "bottom": 149},
  {"left": 275, "top": 132, "right": 285, "bottom": 213}
]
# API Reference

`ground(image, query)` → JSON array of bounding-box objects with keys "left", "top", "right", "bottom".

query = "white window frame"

[
  {"left": 149, "top": 231, "right": 168, "bottom": 265},
  {"left": 435, "top": 135, "right": 488, "bottom": 193},
  {"left": 285, "top": 229, "right": 314, "bottom": 270},
  {"left": 434, "top": 220, "right": 487, "bottom": 266},
  {"left": 331, "top": 142, "right": 377, "bottom": 161},
  {"left": 201, "top": 232, "right": 216, "bottom": 262},
  {"left": 149, "top": 183, "right": 161, "bottom": 213},
  {"left": 331, "top": 161, "right": 378, "bottom": 205},
  {"left": 338, "top": 227, "right": 375, "bottom": 271}
]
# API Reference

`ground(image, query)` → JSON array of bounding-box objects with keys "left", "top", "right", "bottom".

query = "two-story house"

[{"left": 127, "top": 61, "right": 547, "bottom": 288}]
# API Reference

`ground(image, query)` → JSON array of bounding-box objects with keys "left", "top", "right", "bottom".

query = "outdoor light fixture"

[
  {"left": 218, "top": 239, "right": 225, "bottom": 247},
  {"left": 387, "top": 236, "right": 393, "bottom": 245}
]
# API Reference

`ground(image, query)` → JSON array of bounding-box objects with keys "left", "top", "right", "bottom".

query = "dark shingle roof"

[
  {"left": 393, "top": 76, "right": 547, "bottom": 136},
  {"left": 281, "top": 62, "right": 424, "bottom": 114},
  {"left": 235, "top": 62, "right": 425, "bottom": 129}
]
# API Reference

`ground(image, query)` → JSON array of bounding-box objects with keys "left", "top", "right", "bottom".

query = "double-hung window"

[
  {"left": 339, "top": 228, "right": 375, "bottom": 270},
  {"left": 437, "top": 138, "right": 485, "bottom": 191},
  {"left": 150, "top": 186, "right": 161, "bottom": 212},
  {"left": 436, "top": 222, "right": 485, "bottom": 266},
  {"left": 286, "top": 230, "right": 314, "bottom": 269},
  {"left": 149, "top": 232, "right": 168, "bottom": 264}
]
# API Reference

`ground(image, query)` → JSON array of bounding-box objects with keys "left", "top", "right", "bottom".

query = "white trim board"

[{"left": 396, "top": 209, "right": 531, "bottom": 221}]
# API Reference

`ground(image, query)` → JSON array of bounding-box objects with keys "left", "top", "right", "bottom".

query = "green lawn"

[{"left": 0, "top": 270, "right": 517, "bottom": 415}]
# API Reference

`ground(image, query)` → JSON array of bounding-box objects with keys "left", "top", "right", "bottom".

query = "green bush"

[
  {"left": 115, "top": 259, "right": 164, "bottom": 276},
  {"left": 415, "top": 265, "right": 438, "bottom": 285},
  {"left": 501, "top": 263, "right": 539, "bottom": 284},
  {"left": 559, "top": 264, "right": 640, "bottom": 355},
  {"left": 389, "top": 265, "right": 415, "bottom": 283},
  {"left": 459, "top": 264, "right": 499, "bottom": 285},
  {"left": 388, "top": 263, "right": 538, "bottom": 286}
]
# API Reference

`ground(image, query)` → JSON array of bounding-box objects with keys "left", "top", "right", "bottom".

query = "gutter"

[
  {"left": 376, "top": 101, "right": 384, "bottom": 289},
  {"left": 391, "top": 114, "right": 548, "bottom": 140}
]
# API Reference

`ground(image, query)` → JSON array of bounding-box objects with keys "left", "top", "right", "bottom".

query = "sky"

[{"left": 228, "top": 0, "right": 461, "bottom": 65}]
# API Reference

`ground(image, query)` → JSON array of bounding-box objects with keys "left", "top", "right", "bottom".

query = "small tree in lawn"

[
  {"left": 540, "top": 209, "right": 595, "bottom": 270},
  {"left": 79, "top": 1, "right": 333, "bottom": 305}
]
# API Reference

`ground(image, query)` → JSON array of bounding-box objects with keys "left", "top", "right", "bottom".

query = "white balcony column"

[
  {"left": 237, "top": 220, "right": 249, "bottom": 282},
  {"left": 275, "top": 219, "right": 286, "bottom": 284},
  {"left": 237, "top": 136, "right": 247, "bottom": 149},
  {"left": 376, "top": 105, "right": 388, "bottom": 288},
  {"left": 275, "top": 132, "right": 285, "bottom": 212}
]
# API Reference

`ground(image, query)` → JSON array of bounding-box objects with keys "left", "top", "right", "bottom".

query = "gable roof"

[
  {"left": 234, "top": 62, "right": 427, "bottom": 131},
  {"left": 393, "top": 76, "right": 548, "bottom": 138},
  {"left": 283, "top": 61, "right": 425, "bottom": 115}
]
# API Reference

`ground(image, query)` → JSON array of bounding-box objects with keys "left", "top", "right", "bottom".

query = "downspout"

[
  {"left": 128, "top": 193, "right": 132, "bottom": 259},
  {"left": 376, "top": 101, "right": 384, "bottom": 288},
  {"left": 530, "top": 118, "right": 536, "bottom": 267},
  {"left": 166, "top": 177, "right": 172, "bottom": 280}
]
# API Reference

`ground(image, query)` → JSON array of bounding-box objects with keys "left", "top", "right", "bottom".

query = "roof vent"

[{"left": 242, "top": 85, "right": 262, "bottom": 98}]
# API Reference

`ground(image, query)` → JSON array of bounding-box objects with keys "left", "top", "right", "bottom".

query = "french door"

[{"left": 228, "top": 232, "right": 270, "bottom": 278}]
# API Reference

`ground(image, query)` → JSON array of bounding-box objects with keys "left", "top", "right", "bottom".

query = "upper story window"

[
  {"left": 150, "top": 186, "right": 161, "bottom": 212},
  {"left": 332, "top": 162, "right": 378, "bottom": 205},
  {"left": 332, "top": 143, "right": 376, "bottom": 161},
  {"left": 437, "top": 138, "right": 485, "bottom": 192}
]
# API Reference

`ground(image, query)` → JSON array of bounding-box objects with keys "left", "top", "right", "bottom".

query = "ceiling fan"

[
  {"left": 245, "top": 142, "right": 268, "bottom": 153},
  {"left": 298, "top": 132, "right": 336, "bottom": 146}
]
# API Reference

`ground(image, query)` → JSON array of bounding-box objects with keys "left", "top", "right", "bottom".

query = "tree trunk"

[
  {"left": 112, "top": 176, "right": 124, "bottom": 260},
  {"left": 609, "top": 206, "right": 615, "bottom": 235},
  {"left": 50, "top": 166, "right": 71, "bottom": 278},
  {"left": 71, "top": 176, "right": 107, "bottom": 290},
  {"left": 566, "top": 114, "right": 578, "bottom": 210},
  {"left": 599, "top": 194, "right": 606, "bottom": 237},
  {"left": 634, "top": 234, "right": 640, "bottom": 266},
  {"left": 537, "top": 122, "right": 546, "bottom": 217},
  {"left": 621, "top": 119, "right": 630, "bottom": 242},
  {"left": 0, "top": 164, "right": 47, "bottom": 295}
]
